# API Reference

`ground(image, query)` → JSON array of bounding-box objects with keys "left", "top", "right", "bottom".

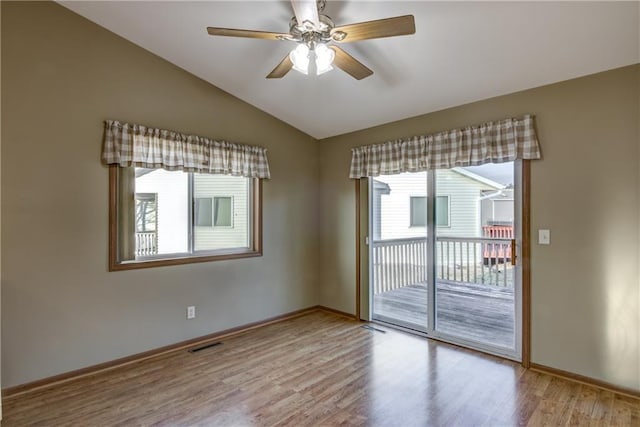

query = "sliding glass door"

[
  {"left": 370, "top": 162, "right": 521, "bottom": 360},
  {"left": 370, "top": 172, "right": 429, "bottom": 332}
]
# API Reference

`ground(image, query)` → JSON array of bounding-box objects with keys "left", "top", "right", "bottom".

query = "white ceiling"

[{"left": 59, "top": 1, "right": 639, "bottom": 139}]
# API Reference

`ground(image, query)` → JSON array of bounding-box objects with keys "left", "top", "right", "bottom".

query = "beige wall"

[
  {"left": 319, "top": 65, "right": 640, "bottom": 391},
  {"left": 1, "top": 1, "right": 319, "bottom": 387},
  {"left": 0, "top": 1, "right": 3, "bottom": 418},
  {"left": 2, "top": 0, "right": 639, "bottom": 395},
  {"left": 637, "top": 6, "right": 640, "bottom": 391}
]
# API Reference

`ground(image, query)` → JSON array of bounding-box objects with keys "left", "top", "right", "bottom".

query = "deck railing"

[
  {"left": 372, "top": 236, "right": 513, "bottom": 295},
  {"left": 135, "top": 231, "right": 158, "bottom": 257},
  {"left": 372, "top": 237, "right": 428, "bottom": 293}
]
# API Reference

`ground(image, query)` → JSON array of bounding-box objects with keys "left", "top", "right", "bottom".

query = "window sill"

[{"left": 109, "top": 249, "right": 262, "bottom": 271}]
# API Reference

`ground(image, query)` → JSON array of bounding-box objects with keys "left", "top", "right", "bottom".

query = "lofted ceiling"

[{"left": 59, "top": 1, "right": 639, "bottom": 139}]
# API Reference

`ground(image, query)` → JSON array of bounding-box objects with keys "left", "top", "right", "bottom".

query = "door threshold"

[{"left": 371, "top": 319, "right": 521, "bottom": 363}]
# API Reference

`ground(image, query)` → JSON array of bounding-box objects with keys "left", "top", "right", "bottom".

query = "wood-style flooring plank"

[{"left": 3, "top": 311, "right": 639, "bottom": 426}]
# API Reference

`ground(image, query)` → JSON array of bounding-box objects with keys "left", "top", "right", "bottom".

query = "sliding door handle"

[{"left": 510, "top": 239, "right": 517, "bottom": 266}]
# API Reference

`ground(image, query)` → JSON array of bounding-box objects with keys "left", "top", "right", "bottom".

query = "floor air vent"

[
  {"left": 361, "top": 325, "right": 387, "bottom": 333},
  {"left": 188, "top": 341, "right": 223, "bottom": 353}
]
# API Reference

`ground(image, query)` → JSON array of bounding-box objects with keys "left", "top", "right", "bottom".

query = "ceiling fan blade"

[
  {"left": 290, "top": 0, "right": 319, "bottom": 29},
  {"left": 266, "top": 55, "right": 294, "bottom": 79},
  {"left": 329, "top": 46, "right": 373, "bottom": 80},
  {"left": 207, "top": 27, "right": 288, "bottom": 40},
  {"left": 331, "top": 15, "right": 415, "bottom": 43}
]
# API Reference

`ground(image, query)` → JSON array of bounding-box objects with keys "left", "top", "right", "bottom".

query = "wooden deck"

[{"left": 373, "top": 281, "right": 515, "bottom": 349}]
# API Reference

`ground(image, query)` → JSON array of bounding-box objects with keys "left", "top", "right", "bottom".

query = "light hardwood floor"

[{"left": 3, "top": 311, "right": 639, "bottom": 426}]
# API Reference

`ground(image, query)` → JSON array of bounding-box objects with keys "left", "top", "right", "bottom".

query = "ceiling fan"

[{"left": 206, "top": 0, "right": 415, "bottom": 80}]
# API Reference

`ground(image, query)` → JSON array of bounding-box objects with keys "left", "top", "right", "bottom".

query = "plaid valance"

[
  {"left": 102, "top": 120, "right": 271, "bottom": 179},
  {"left": 349, "top": 115, "right": 541, "bottom": 178}
]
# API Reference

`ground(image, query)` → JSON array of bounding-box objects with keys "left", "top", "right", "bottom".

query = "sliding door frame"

[
  {"left": 355, "top": 160, "right": 531, "bottom": 367},
  {"left": 521, "top": 160, "right": 531, "bottom": 368},
  {"left": 355, "top": 179, "right": 361, "bottom": 321}
]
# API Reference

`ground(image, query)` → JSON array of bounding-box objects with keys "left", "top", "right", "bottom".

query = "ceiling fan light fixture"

[
  {"left": 207, "top": 1, "right": 416, "bottom": 81},
  {"left": 289, "top": 43, "right": 310, "bottom": 74},
  {"left": 315, "top": 43, "right": 335, "bottom": 75}
]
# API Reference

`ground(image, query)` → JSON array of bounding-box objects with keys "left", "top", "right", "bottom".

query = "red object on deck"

[{"left": 482, "top": 225, "right": 513, "bottom": 262}]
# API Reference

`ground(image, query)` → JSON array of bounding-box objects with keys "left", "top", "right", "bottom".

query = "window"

[
  {"left": 194, "top": 197, "right": 234, "bottom": 228},
  {"left": 134, "top": 193, "right": 158, "bottom": 257},
  {"left": 410, "top": 196, "right": 427, "bottom": 227},
  {"left": 410, "top": 195, "right": 450, "bottom": 227},
  {"left": 435, "top": 195, "right": 450, "bottom": 227},
  {"left": 135, "top": 193, "right": 157, "bottom": 232},
  {"left": 213, "top": 197, "right": 233, "bottom": 227},
  {"left": 109, "top": 166, "right": 262, "bottom": 270},
  {"left": 195, "top": 198, "right": 213, "bottom": 227}
]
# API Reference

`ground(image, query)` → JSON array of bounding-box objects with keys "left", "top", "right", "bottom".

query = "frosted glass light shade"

[
  {"left": 289, "top": 44, "right": 310, "bottom": 75},
  {"left": 315, "top": 43, "right": 335, "bottom": 75}
]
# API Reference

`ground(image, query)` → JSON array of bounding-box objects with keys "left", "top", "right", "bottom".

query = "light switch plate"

[
  {"left": 538, "top": 229, "right": 550, "bottom": 245},
  {"left": 187, "top": 306, "right": 196, "bottom": 319}
]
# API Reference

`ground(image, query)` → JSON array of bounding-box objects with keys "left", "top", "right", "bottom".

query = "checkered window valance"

[
  {"left": 102, "top": 120, "right": 271, "bottom": 179},
  {"left": 349, "top": 115, "right": 541, "bottom": 178}
]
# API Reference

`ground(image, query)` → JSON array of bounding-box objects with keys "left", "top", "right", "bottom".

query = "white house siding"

[
  {"left": 136, "top": 169, "right": 189, "bottom": 254},
  {"left": 480, "top": 189, "right": 515, "bottom": 226},
  {"left": 373, "top": 170, "right": 503, "bottom": 284},
  {"left": 376, "top": 169, "right": 499, "bottom": 241},
  {"left": 436, "top": 169, "right": 499, "bottom": 238},
  {"left": 376, "top": 172, "right": 426, "bottom": 240},
  {"left": 193, "top": 174, "right": 249, "bottom": 250},
  {"left": 371, "top": 180, "right": 390, "bottom": 240},
  {"left": 135, "top": 170, "right": 249, "bottom": 254}
]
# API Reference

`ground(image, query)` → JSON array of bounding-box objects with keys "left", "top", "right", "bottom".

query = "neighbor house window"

[
  {"left": 410, "top": 195, "right": 450, "bottom": 227},
  {"left": 435, "top": 195, "right": 450, "bottom": 227},
  {"left": 213, "top": 196, "right": 233, "bottom": 227},
  {"left": 194, "top": 198, "right": 213, "bottom": 227},
  {"left": 135, "top": 193, "right": 157, "bottom": 232},
  {"left": 194, "top": 196, "right": 234, "bottom": 228},
  {"left": 109, "top": 167, "right": 262, "bottom": 270},
  {"left": 410, "top": 196, "right": 427, "bottom": 227},
  {"left": 134, "top": 192, "right": 159, "bottom": 257}
]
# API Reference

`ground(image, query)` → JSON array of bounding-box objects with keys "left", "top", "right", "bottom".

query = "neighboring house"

[
  {"left": 373, "top": 168, "right": 509, "bottom": 241},
  {"left": 371, "top": 168, "right": 515, "bottom": 288},
  {"left": 135, "top": 169, "right": 249, "bottom": 256},
  {"left": 481, "top": 188, "right": 514, "bottom": 225},
  {"left": 371, "top": 179, "right": 391, "bottom": 240}
]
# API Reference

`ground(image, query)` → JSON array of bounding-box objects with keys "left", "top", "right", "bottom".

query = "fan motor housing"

[{"left": 289, "top": 14, "right": 335, "bottom": 44}]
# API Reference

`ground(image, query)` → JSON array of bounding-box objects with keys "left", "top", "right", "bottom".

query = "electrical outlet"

[{"left": 187, "top": 306, "right": 196, "bottom": 319}]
